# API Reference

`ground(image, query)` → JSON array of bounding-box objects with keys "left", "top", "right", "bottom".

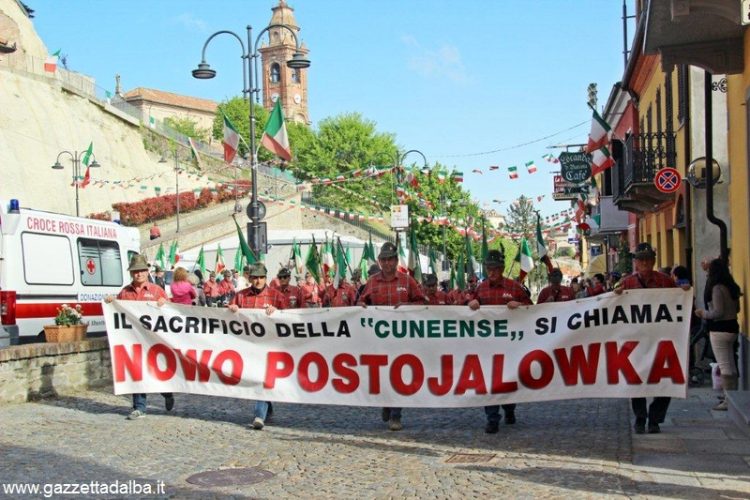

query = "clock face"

[
  {"left": 271, "top": 93, "right": 279, "bottom": 102},
  {"left": 294, "top": 94, "right": 301, "bottom": 104}
]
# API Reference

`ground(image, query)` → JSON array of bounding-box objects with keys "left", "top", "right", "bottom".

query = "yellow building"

[{"left": 642, "top": 0, "right": 749, "bottom": 419}]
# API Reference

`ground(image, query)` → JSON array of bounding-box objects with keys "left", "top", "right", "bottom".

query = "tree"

[
  {"left": 164, "top": 116, "right": 209, "bottom": 142},
  {"left": 504, "top": 196, "right": 536, "bottom": 240}
]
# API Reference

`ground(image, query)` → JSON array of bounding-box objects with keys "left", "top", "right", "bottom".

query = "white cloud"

[
  {"left": 174, "top": 12, "right": 208, "bottom": 33},
  {"left": 401, "top": 35, "right": 469, "bottom": 84}
]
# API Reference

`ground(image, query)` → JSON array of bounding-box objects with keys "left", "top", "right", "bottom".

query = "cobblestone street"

[{"left": 0, "top": 387, "right": 748, "bottom": 498}]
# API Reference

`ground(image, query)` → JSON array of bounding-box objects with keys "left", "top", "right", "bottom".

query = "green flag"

[
  {"left": 449, "top": 261, "right": 456, "bottom": 289},
  {"left": 234, "top": 244, "right": 243, "bottom": 271},
  {"left": 197, "top": 245, "right": 206, "bottom": 275},
  {"left": 81, "top": 142, "right": 94, "bottom": 167},
  {"left": 456, "top": 252, "right": 466, "bottom": 290},
  {"left": 366, "top": 234, "right": 377, "bottom": 266},
  {"left": 305, "top": 236, "right": 321, "bottom": 282},
  {"left": 481, "top": 218, "right": 489, "bottom": 276},
  {"left": 334, "top": 238, "right": 348, "bottom": 287},
  {"left": 428, "top": 246, "right": 438, "bottom": 275},
  {"left": 233, "top": 216, "right": 257, "bottom": 265},
  {"left": 408, "top": 225, "right": 422, "bottom": 282},
  {"left": 155, "top": 243, "right": 166, "bottom": 269},
  {"left": 359, "top": 249, "right": 369, "bottom": 280},
  {"left": 464, "top": 234, "right": 476, "bottom": 278},
  {"left": 168, "top": 240, "right": 178, "bottom": 266},
  {"left": 292, "top": 238, "right": 304, "bottom": 274}
]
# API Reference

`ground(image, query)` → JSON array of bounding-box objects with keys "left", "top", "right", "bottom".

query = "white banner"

[{"left": 103, "top": 288, "right": 692, "bottom": 407}]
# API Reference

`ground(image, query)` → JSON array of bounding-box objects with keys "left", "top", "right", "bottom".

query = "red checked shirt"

[
  {"left": 470, "top": 278, "right": 533, "bottom": 305},
  {"left": 357, "top": 272, "right": 427, "bottom": 306},
  {"left": 277, "top": 285, "right": 304, "bottom": 309},
  {"left": 324, "top": 282, "right": 357, "bottom": 307},
  {"left": 203, "top": 280, "right": 221, "bottom": 298},
  {"left": 425, "top": 289, "right": 450, "bottom": 305},
  {"left": 537, "top": 285, "right": 576, "bottom": 303},
  {"left": 117, "top": 281, "right": 168, "bottom": 302},
  {"left": 230, "top": 285, "right": 288, "bottom": 309},
  {"left": 217, "top": 279, "right": 235, "bottom": 296},
  {"left": 619, "top": 270, "right": 676, "bottom": 290}
]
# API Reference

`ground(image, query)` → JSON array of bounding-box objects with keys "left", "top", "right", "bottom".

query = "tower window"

[
  {"left": 270, "top": 63, "right": 281, "bottom": 83},
  {"left": 291, "top": 69, "right": 300, "bottom": 83}
]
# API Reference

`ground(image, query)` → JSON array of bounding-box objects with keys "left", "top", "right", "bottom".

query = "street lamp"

[
  {"left": 441, "top": 195, "right": 451, "bottom": 271},
  {"left": 159, "top": 150, "right": 188, "bottom": 233},
  {"left": 192, "top": 25, "right": 310, "bottom": 256},
  {"left": 51, "top": 150, "right": 101, "bottom": 217}
]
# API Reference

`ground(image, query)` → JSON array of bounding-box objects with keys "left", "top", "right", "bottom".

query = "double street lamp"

[
  {"left": 192, "top": 24, "right": 310, "bottom": 256},
  {"left": 51, "top": 149, "right": 100, "bottom": 217}
]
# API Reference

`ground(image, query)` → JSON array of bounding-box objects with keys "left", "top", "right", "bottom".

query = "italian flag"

[
  {"left": 437, "top": 170, "right": 446, "bottom": 183},
  {"left": 472, "top": 169, "right": 483, "bottom": 175},
  {"left": 451, "top": 171, "right": 463, "bottom": 183},
  {"left": 489, "top": 165, "right": 499, "bottom": 171},
  {"left": 215, "top": 244, "right": 225, "bottom": 274},
  {"left": 525, "top": 161, "right": 538, "bottom": 174},
  {"left": 586, "top": 110, "right": 611, "bottom": 153},
  {"left": 590, "top": 146, "right": 615, "bottom": 176},
  {"left": 397, "top": 237, "right": 409, "bottom": 274},
  {"left": 44, "top": 49, "right": 61, "bottom": 73},
  {"left": 222, "top": 114, "right": 240, "bottom": 164},
  {"left": 508, "top": 165, "right": 518, "bottom": 179},
  {"left": 514, "top": 237, "right": 534, "bottom": 282},
  {"left": 261, "top": 99, "right": 292, "bottom": 161}
]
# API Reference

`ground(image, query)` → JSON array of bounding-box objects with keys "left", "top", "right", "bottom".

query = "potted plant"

[{"left": 44, "top": 304, "right": 88, "bottom": 342}]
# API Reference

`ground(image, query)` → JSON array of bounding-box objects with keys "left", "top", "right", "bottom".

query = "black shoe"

[
  {"left": 485, "top": 421, "right": 499, "bottom": 434},
  {"left": 504, "top": 412, "right": 516, "bottom": 425},
  {"left": 164, "top": 395, "right": 175, "bottom": 412},
  {"left": 634, "top": 421, "right": 646, "bottom": 434},
  {"left": 381, "top": 408, "right": 390, "bottom": 422},
  {"left": 647, "top": 422, "right": 660, "bottom": 434}
]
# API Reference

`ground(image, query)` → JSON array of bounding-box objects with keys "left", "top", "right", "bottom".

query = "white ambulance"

[{"left": 0, "top": 200, "right": 141, "bottom": 345}]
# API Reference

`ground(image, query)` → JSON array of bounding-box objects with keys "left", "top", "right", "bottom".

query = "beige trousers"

[{"left": 710, "top": 330, "right": 738, "bottom": 377}]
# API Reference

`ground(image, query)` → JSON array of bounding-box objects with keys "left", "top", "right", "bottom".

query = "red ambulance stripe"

[{"left": 15, "top": 302, "right": 104, "bottom": 319}]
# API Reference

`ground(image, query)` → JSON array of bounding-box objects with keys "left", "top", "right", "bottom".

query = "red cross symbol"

[
  {"left": 654, "top": 168, "right": 681, "bottom": 194},
  {"left": 86, "top": 258, "right": 97, "bottom": 275}
]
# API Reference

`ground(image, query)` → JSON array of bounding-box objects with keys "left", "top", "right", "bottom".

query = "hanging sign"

[{"left": 559, "top": 152, "right": 592, "bottom": 183}]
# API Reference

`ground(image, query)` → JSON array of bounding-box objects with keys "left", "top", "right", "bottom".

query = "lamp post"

[
  {"left": 192, "top": 25, "right": 310, "bottom": 256},
  {"left": 51, "top": 150, "right": 100, "bottom": 217},
  {"left": 159, "top": 150, "right": 188, "bottom": 233},
  {"left": 441, "top": 195, "right": 451, "bottom": 271}
]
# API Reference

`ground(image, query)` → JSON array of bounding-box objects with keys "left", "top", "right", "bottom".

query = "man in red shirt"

[
  {"left": 586, "top": 273, "right": 607, "bottom": 297},
  {"left": 537, "top": 268, "right": 576, "bottom": 303},
  {"left": 229, "top": 263, "right": 288, "bottom": 430},
  {"left": 300, "top": 271, "right": 323, "bottom": 308},
  {"left": 105, "top": 254, "right": 173, "bottom": 420},
  {"left": 324, "top": 272, "right": 358, "bottom": 307},
  {"left": 275, "top": 267, "right": 303, "bottom": 308},
  {"left": 423, "top": 273, "right": 449, "bottom": 305},
  {"left": 358, "top": 241, "right": 427, "bottom": 431},
  {"left": 614, "top": 242, "right": 677, "bottom": 434},
  {"left": 217, "top": 270, "right": 236, "bottom": 303},
  {"left": 203, "top": 272, "right": 221, "bottom": 305},
  {"left": 467, "top": 250, "right": 533, "bottom": 433}
]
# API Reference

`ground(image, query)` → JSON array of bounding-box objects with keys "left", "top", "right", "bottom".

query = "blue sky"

[{"left": 31, "top": 0, "right": 634, "bottom": 219}]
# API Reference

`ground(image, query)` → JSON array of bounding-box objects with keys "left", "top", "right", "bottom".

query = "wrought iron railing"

[{"left": 622, "top": 132, "right": 676, "bottom": 188}]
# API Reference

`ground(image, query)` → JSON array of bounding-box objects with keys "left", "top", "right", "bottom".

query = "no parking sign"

[{"left": 654, "top": 168, "right": 681, "bottom": 194}]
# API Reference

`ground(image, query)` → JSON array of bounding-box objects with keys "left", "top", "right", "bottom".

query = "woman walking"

[{"left": 696, "top": 259, "right": 742, "bottom": 411}]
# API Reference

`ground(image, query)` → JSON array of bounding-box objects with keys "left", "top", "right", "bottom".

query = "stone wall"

[{"left": 0, "top": 338, "right": 112, "bottom": 404}]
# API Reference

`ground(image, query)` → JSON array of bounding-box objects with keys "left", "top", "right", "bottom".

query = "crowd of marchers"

[{"left": 106, "top": 240, "right": 741, "bottom": 437}]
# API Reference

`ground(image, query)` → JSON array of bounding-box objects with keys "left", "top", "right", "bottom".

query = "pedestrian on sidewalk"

[
  {"left": 695, "top": 258, "right": 742, "bottom": 411},
  {"left": 357, "top": 242, "right": 427, "bottom": 431},
  {"left": 105, "top": 254, "right": 174, "bottom": 420},
  {"left": 467, "top": 249, "right": 533, "bottom": 434},
  {"left": 615, "top": 242, "right": 682, "bottom": 434},
  {"left": 149, "top": 222, "right": 161, "bottom": 240},
  {"left": 228, "top": 263, "right": 288, "bottom": 430}
]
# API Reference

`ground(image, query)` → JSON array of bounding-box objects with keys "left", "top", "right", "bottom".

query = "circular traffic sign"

[
  {"left": 654, "top": 167, "right": 682, "bottom": 194},
  {"left": 245, "top": 201, "right": 267, "bottom": 220}
]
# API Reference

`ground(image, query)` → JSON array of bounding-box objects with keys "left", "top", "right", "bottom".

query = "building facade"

[{"left": 259, "top": 0, "right": 310, "bottom": 125}]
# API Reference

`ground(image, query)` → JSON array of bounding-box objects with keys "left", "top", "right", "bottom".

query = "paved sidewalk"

[{"left": 0, "top": 387, "right": 747, "bottom": 498}]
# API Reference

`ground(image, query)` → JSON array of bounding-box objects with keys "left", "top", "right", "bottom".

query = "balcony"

[{"left": 613, "top": 132, "right": 676, "bottom": 213}]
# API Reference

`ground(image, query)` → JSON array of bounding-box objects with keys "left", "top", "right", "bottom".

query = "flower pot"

[{"left": 43, "top": 324, "right": 88, "bottom": 343}]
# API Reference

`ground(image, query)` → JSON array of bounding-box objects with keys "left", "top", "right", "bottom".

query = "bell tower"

[{"left": 259, "top": 1, "right": 310, "bottom": 125}]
